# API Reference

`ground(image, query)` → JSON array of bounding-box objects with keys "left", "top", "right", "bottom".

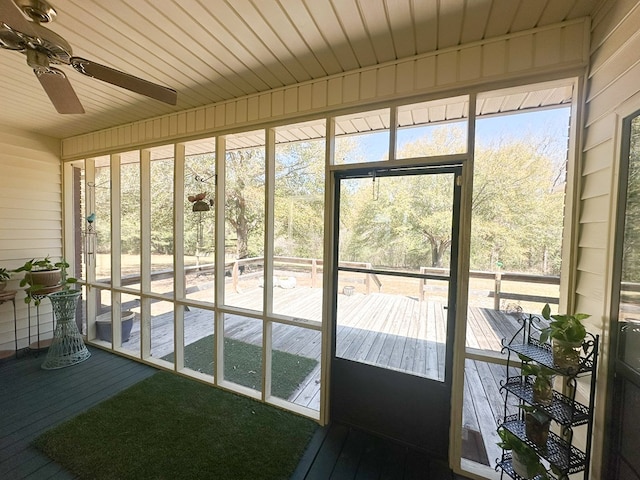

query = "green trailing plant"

[
  {"left": 540, "top": 304, "right": 590, "bottom": 373},
  {"left": 519, "top": 355, "right": 555, "bottom": 405},
  {"left": 539, "top": 303, "right": 589, "bottom": 345},
  {"left": 0, "top": 267, "right": 10, "bottom": 282},
  {"left": 13, "top": 256, "right": 78, "bottom": 305},
  {"left": 497, "top": 428, "right": 550, "bottom": 479}
]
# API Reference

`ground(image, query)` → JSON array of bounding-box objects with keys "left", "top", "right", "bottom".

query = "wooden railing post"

[
  {"left": 311, "top": 259, "right": 317, "bottom": 288},
  {"left": 494, "top": 271, "right": 501, "bottom": 310},
  {"left": 365, "top": 263, "right": 371, "bottom": 295},
  {"left": 233, "top": 261, "right": 239, "bottom": 293}
]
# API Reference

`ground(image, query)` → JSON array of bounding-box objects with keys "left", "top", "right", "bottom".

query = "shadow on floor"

[{"left": 292, "top": 422, "right": 473, "bottom": 480}]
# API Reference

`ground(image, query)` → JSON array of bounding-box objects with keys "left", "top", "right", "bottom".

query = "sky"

[{"left": 350, "top": 107, "right": 571, "bottom": 163}]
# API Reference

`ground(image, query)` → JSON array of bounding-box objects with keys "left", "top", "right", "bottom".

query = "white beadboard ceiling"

[{"left": 0, "top": 0, "right": 601, "bottom": 140}]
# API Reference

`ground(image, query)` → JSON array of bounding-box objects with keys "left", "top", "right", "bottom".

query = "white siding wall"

[
  {"left": 580, "top": 0, "right": 640, "bottom": 475},
  {"left": 0, "top": 127, "right": 61, "bottom": 352},
  {"left": 61, "top": 19, "right": 590, "bottom": 159}
]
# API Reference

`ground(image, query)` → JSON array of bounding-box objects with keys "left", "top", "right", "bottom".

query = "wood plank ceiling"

[{"left": 0, "top": 0, "right": 601, "bottom": 140}]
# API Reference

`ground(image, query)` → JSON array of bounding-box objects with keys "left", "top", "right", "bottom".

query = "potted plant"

[
  {"left": 95, "top": 310, "right": 135, "bottom": 343},
  {"left": 13, "top": 257, "right": 78, "bottom": 305},
  {"left": 519, "top": 355, "right": 555, "bottom": 405},
  {"left": 497, "top": 428, "right": 550, "bottom": 479},
  {"left": 520, "top": 404, "right": 551, "bottom": 448},
  {"left": 540, "top": 303, "right": 589, "bottom": 374},
  {"left": 0, "top": 267, "right": 10, "bottom": 291}
]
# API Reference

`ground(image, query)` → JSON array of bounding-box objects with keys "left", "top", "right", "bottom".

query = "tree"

[
  {"left": 274, "top": 140, "right": 325, "bottom": 259},
  {"left": 339, "top": 126, "right": 567, "bottom": 274},
  {"left": 622, "top": 117, "right": 640, "bottom": 282},
  {"left": 225, "top": 148, "right": 265, "bottom": 259}
]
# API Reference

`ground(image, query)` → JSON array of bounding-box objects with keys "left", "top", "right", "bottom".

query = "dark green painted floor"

[
  {"left": 1, "top": 347, "right": 474, "bottom": 479},
  {"left": 0, "top": 347, "right": 156, "bottom": 479},
  {"left": 292, "top": 423, "right": 473, "bottom": 480}
]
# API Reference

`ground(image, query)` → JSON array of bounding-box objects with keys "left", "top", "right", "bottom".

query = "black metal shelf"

[
  {"left": 505, "top": 340, "right": 594, "bottom": 376},
  {"left": 497, "top": 314, "right": 599, "bottom": 480},
  {"left": 501, "top": 376, "right": 590, "bottom": 426},
  {"left": 496, "top": 455, "right": 556, "bottom": 480},
  {"left": 502, "top": 416, "right": 586, "bottom": 476}
]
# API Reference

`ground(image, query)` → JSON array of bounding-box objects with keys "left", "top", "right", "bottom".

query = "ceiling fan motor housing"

[{"left": 14, "top": 0, "right": 57, "bottom": 23}]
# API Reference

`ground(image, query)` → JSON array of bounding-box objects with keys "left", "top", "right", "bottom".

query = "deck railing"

[
  {"left": 419, "top": 267, "right": 560, "bottom": 309},
  {"left": 98, "top": 259, "right": 560, "bottom": 313}
]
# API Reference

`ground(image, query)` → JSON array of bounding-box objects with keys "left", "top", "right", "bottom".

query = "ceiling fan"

[{"left": 0, "top": 0, "right": 177, "bottom": 113}]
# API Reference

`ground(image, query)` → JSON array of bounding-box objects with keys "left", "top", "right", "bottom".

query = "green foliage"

[
  {"left": 622, "top": 117, "right": 640, "bottom": 282},
  {"left": 339, "top": 126, "right": 566, "bottom": 273},
  {"left": 0, "top": 267, "right": 10, "bottom": 281},
  {"left": 497, "top": 428, "right": 549, "bottom": 479},
  {"left": 13, "top": 257, "right": 78, "bottom": 305},
  {"left": 540, "top": 303, "right": 589, "bottom": 344},
  {"left": 95, "top": 123, "right": 567, "bottom": 276},
  {"left": 519, "top": 357, "right": 555, "bottom": 380},
  {"left": 470, "top": 139, "right": 564, "bottom": 274},
  {"left": 519, "top": 404, "right": 551, "bottom": 425}
]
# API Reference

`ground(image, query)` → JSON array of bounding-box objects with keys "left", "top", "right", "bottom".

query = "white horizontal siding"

[
  {"left": 0, "top": 127, "right": 62, "bottom": 353},
  {"left": 61, "top": 19, "right": 590, "bottom": 159},
  {"left": 578, "top": 0, "right": 640, "bottom": 475}
]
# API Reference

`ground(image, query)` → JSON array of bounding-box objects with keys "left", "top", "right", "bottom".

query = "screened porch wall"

[
  {"left": 60, "top": 19, "right": 589, "bottom": 161},
  {"left": 0, "top": 126, "right": 62, "bottom": 351}
]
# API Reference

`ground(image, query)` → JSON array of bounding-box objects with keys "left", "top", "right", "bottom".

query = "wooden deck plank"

[{"left": 463, "top": 359, "right": 502, "bottom": 467}]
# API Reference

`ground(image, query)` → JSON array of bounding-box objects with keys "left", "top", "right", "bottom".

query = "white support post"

[
  {"left": 174, "top": 143, "right": 186, "bottom": 371},
  {"left": 140, "top": 149, "right": 151, "bottom": 360}
]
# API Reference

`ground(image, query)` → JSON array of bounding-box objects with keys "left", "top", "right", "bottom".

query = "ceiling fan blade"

[
  {"left": 34, "top": 67, "right": 84, "bottom": 114},
  {"left": 70, "top": 57, "right": 177, "bottom": 105},
  {"left": 0, "top": 0, "right": 36, "bottom": 36}
]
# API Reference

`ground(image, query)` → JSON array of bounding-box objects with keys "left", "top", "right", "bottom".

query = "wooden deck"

[
  {"left": 0, "top": 347, "right": 156, "bottom": 479},
  {"left": 104, "top": 286, "right": 525, "bottom": 467}
]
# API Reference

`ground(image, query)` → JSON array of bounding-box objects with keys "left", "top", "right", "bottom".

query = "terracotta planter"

[{"left": 26, "top": 269, "right": 61, "bottom": 288}]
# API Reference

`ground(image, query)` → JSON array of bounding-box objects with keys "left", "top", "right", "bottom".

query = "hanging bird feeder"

[{"left": 192, "top": 200, "right": 210, "bottom": 212}]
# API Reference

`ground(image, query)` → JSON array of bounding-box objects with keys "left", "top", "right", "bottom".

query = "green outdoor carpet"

[
  {"left": 34, "top": 371, "right": 317, "bottom": 480},
  {"left": 163, "top": 336, "right": 318, "bottom": 399}
]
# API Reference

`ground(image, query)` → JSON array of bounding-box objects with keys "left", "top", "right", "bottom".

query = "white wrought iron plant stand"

[{"left": 41, "top": 290, "right": 91, "bottom": 370}]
